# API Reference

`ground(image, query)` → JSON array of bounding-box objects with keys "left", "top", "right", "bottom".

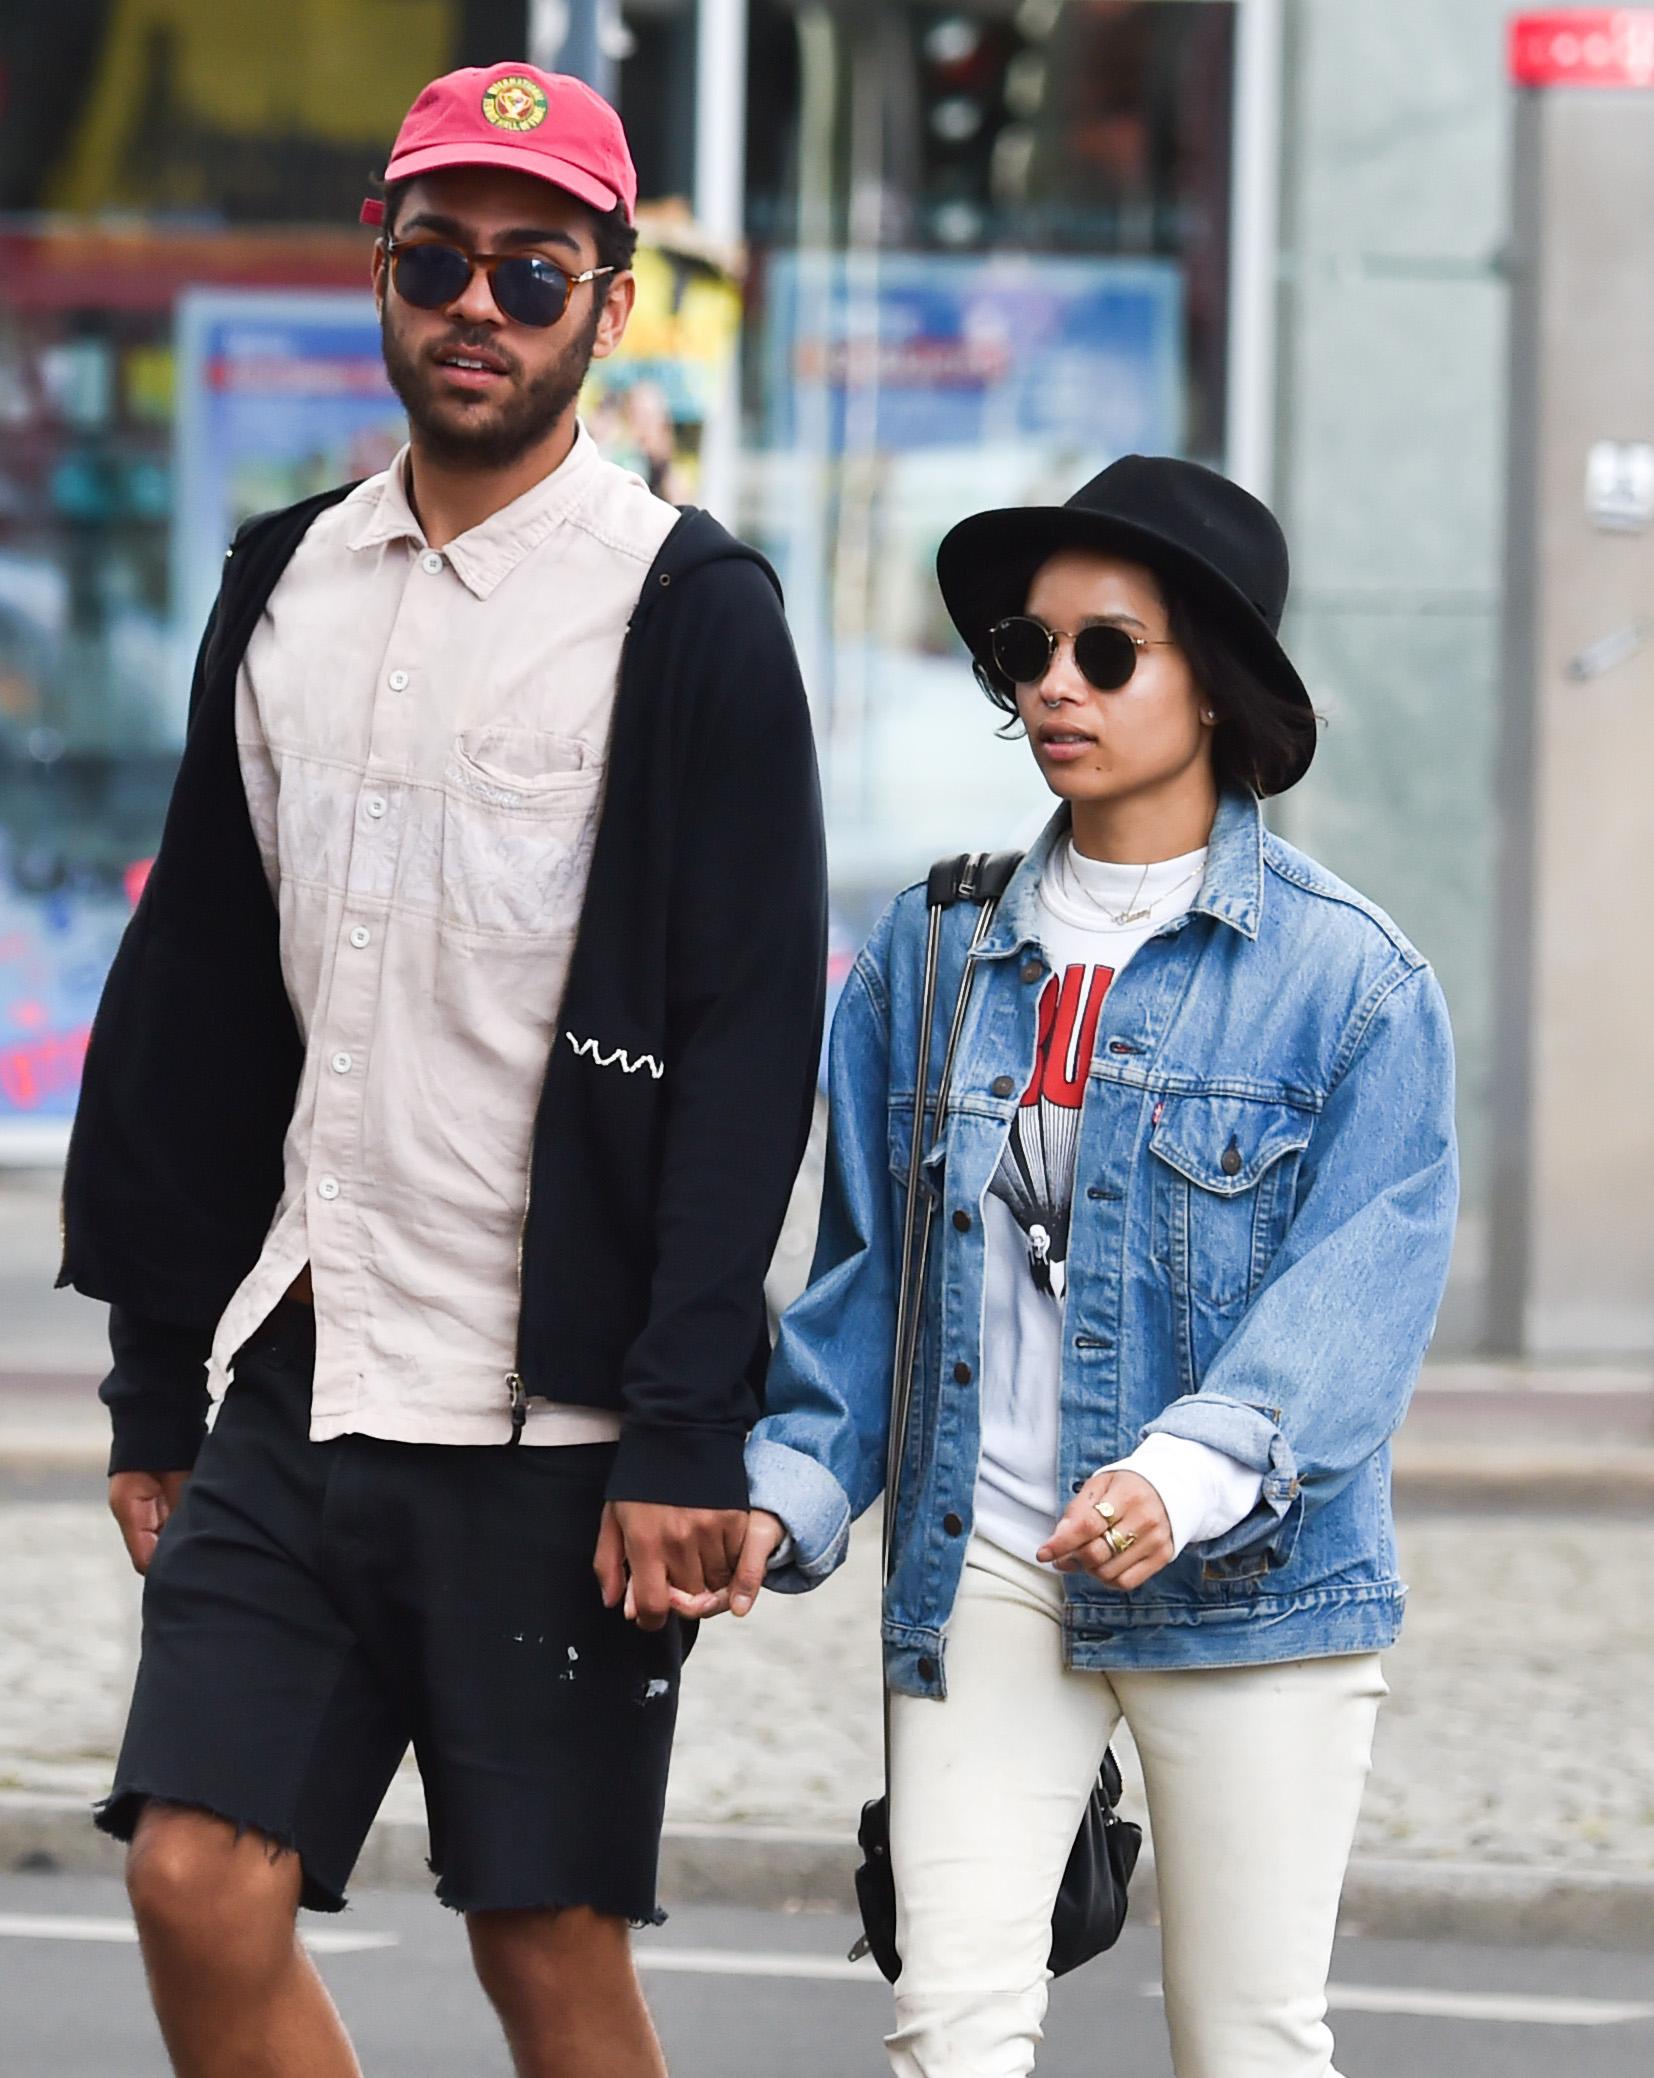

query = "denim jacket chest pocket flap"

[{"left": 1148, "top": 1092, "right": 1315, "bottom": 1310}]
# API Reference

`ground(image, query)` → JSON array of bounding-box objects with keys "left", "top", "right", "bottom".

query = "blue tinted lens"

[
  {"left": 392, "top": 245, "right": 570, "bottom": 328},
  {"left": 490, "top": 256, "right": 571, "bottom": 328},
  {"left": 392, "top": 242, "right": 472, "bottom": 309}
]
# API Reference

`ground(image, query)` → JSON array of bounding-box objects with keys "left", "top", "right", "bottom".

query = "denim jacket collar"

[
  {"left": 983, "top": 786, "right": 1265, "bottom": 961},
  {"left": 1192, "top": 786, "right": 1265, "bottom": 941}
]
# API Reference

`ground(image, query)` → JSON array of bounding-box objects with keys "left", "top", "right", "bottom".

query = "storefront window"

[
  {"left": 0, "top": 1, "right": 1238, "bottom": 1142},
  {"left": 0, "top": 1, "right": 511, "bottom": 1147},
  {"left": 739, "top": 0, "right": 1237, "bottom": 922}
]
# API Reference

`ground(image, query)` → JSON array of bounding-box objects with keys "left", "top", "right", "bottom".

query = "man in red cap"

[{"left": 62, "top": 61, "right": 826, "bottom": 2078}]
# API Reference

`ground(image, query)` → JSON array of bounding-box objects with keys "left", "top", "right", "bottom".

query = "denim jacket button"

[
  {"left": 1222, "top": 1138, "right": 1243, "bottom": 1176},
  {"left": 917, "top": 1656, "right": 938, "bottom": 1682},
  {"left": 953, "top": 1361, "right": 972, "bottom": 1385},
  {"left": 991, "top": 1075, "right": 1016, "bottom": 1098},
  {"left": 1019, "top": 959, "right": 1042, "bottom": 983},
  {"left": 952, "top": 1209, "right": 972, "bottom": 1232},
  {"left": 943, "top": 1512, "right": 964, "bottom": 1536}
]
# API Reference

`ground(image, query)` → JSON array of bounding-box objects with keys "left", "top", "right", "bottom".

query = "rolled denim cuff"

[
  {"left": 1139, "top": 1394, "right": 1303, "bottom": 1567},
  {"left": 743, "top": 1435, "right": 852, "bottom": 1594}
]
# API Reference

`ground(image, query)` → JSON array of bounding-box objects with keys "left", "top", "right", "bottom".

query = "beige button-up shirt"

[{"left": 212, "top": 427, "right": 680, "bottom": 1445}]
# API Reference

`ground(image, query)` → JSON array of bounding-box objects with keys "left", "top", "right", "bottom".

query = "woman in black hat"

[{"left": 704, "top": 456, "right": 1459, "bottom": 2077}]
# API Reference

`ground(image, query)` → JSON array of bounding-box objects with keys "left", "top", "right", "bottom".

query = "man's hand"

[
  {"left": 593, "top": 1501, "right": 748, "bottom": 1631},
  {"left": 109, "top": 1471, "right": 191, "bottom": 1576},
  {"left": 1038, "top": 1468, "right": 1174, "bottom": 1593}
]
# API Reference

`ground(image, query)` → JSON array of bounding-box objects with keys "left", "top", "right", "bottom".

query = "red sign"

[
  {"left": 0, "top": 1026, "right": 90, "bottom": 1111},
  {"left": 1511, "top": 10, "right": 1654, "bottom": 86}
]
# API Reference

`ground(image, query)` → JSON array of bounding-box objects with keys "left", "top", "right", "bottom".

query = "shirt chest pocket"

[
  {"left": 1147, "top": 1093, "right": 1314, "bottom": 1310},
  {"left": 440, "top": 727, "right": 606, "bottom": 937}
]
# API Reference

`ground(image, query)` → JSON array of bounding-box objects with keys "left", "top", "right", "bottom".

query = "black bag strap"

[
  {"left": 882, "top": 849, "right": 1024, "bottom": 1582},
  {"left": 926, "top": 849, "right": 1025, "bottom": 911},
  {"left": 854, "top": 843, "right": 1132, "bottom": 1976}
]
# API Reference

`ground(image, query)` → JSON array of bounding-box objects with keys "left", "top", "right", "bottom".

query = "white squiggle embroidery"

[{"left": 564, "top": 1033, "right": 666, "bottom": 1079}]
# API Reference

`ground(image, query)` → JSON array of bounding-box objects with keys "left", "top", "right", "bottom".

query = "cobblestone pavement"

[{"left": 4, "top": 1498, "right": 1652, "bottom": 1872}]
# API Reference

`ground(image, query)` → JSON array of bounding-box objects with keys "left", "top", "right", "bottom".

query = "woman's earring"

[{"left": 1201, "top": 708, "right": 1217, "bottom": 722}]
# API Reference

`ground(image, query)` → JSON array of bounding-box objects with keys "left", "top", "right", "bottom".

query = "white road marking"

[
  {"left": 3, "top": 1916, "right": 1648, "bottom": 2026},
  {"left": 639, "top": 1946, "right": 880, "bottom": 1982},
  {"left": 1327, "top": 1982, "right": 1654, "bottom": 2028},
  {"left": 0, "top": 1913, "right": 396, "bottom": 1955},
  {"left": 645, "top": 1953, "right": 1654, "bottom": 2020},
  {"left": 1142, "top": 1980, "right": 1654, "bottom": 2028}
]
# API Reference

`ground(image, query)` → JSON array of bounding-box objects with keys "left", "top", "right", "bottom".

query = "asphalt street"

[{"left": 3, "top": 1873, "right": 1654, "bottom": 2077}]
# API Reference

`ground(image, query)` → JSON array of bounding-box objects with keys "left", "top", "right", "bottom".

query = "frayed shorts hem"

[{"left": 92, "top": 1786, "right": 348, "bottom": 1915}]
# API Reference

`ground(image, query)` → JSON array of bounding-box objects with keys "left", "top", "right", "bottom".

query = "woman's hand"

[
  {"left": 668, "top": 1509, "right": 788, "bottom": 1619},
  {"left": 1038, "top": 1469, "right": 1174, "bottom": 1592}
]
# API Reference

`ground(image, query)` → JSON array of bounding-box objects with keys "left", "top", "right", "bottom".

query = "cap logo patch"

[{"left": 482, "top": 75, "right": 548, "bottom": 133}]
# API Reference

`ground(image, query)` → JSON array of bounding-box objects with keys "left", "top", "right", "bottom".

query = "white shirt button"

[
  {"left": 388, "top": 668, "right": 409, "bottom": 691},
  {"left": 349, "top": 925, "right": 371, "bottom": 949},
  {"left": 316, "top": 1176, "right": 340, "bottom": 1202},
  {"left": 331, "top": 1051, "right": 353, "bottom": 1075},
  {"left": 365, "top": 794, "right": 387, "bottom": 819},
  {"left": 421, "top": 551, "right": 443, "bottom": 575}
]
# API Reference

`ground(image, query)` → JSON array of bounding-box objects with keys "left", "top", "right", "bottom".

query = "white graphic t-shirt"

[{"left": 972, "top": 838, "right": 1263, "bottom": 1563}]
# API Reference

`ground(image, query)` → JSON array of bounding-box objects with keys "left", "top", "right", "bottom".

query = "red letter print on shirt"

[{"left": 986, "top": 964, "right": 1114, "bottom": 1299}]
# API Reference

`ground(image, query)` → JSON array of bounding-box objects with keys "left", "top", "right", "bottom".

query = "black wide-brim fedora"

[{"left": 936, "top": 453, "right": 1314, "bottom": 785}]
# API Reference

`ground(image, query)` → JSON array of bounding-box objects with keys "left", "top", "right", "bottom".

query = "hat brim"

[
  {"left": 381, "top": 140, "right": 625, "bottom": 219},
  {"left": 936, "top": 502, "right": 1312, "bottom": 725}
]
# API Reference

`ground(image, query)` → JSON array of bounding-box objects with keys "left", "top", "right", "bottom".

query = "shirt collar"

[
  {"left": 983, "top": 786, "right": 1264, "bottom": 958},
  {"left": 345, "top": 422, "right": 603, "bottom": 599}
]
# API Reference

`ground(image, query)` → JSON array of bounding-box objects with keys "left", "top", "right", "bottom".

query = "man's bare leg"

[
  {"left": 468, "top": 1906, "right": 668, "bottom": 2078},
  {"left": 126, "top": 1804, "right": 360, "bottom": 2078}
]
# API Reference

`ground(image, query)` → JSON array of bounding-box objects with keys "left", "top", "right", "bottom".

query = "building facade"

[{"left": 0, "top": 1, "right": 1642, "bottom": 1357}]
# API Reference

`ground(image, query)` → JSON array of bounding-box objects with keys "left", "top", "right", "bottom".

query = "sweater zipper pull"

[{"left": 505, "top": 1372, "right": 528, "bottom": 1447}]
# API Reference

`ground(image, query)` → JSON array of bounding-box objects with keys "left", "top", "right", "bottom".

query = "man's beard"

[{"left": 380, "top": 304, "right": 601, "bottom": 470}]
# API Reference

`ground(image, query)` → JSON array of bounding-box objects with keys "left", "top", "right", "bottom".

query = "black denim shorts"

[{"left": 97, "top": 1303, "right": 688, "bottom": 1919}]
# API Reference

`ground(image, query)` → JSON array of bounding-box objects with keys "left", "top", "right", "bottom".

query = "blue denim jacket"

[{"left": 747, "top": 790, "right": 1458, "bottom": 1696}]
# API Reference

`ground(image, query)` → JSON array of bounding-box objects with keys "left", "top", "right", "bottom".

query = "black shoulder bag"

[{"left": 850, "top": 850, "right": 1142, "bottom": 1983}]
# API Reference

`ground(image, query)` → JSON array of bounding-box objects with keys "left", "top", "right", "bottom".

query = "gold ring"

[
  {"left": 1092, "top": 1499, "right": 1118, "bottom": 1526},
  {"left": 1103, "top": 1525, "right": 1137, "bottom": 1557}
]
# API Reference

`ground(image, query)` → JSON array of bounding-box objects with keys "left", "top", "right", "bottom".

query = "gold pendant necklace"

[{"left": 1061, "top": 843, "right": 1202, "bottom": 927}]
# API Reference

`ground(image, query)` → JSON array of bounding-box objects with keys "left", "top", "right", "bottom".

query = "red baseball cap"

[{"left": 360, "top": 63, "right": 637, "bottom": 228}]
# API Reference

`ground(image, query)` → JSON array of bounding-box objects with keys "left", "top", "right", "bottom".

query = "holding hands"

[
  {"left": 594, "top": 1501, "right": 750, "bottom": 1631},
  {"left": 596, "top": 1504, "right": 785, "bottom": 1626},
  {"left": 677, "top": 1508, "right": 787, "bottom": 1620},
  {"left": 611, "top": 1471, "right": 1177, "bottom": 1628},
  {"left": 1038, "top": 1468, "right": 1174, "bottom": 1592}
]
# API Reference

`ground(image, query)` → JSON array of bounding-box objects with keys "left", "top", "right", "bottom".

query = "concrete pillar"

[{"left": 1494, "top": 17, "right": 1654, "bottom": 1355}]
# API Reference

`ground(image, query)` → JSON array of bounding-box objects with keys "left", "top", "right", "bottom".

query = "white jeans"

[{"left": 885, "top": 1538, "right": 1386, "bottom": 2078}]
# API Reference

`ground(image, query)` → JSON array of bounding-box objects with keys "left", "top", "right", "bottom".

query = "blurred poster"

[
  {"left": 172, "top": 291, "right": 406, "bottom": 693},
  {"left": 43, "top": 0, "right": 454, "bottom": 221},
  {"left": 0, "top": 256, "right": 739, "bottom": 1148},
  {"left": 0, "top": 872, "right": 124, "bottom": 1144},
  {"left": 765, "top": 251, "right": 1182, "bottom": 457},
  {"left": 752, "top": 253, "right": 1185, "bottom": 891},
  {"left": 174, "top": 255, "right": 744, "bottom": 652},
  {"left": 582, "top": 230, "right": 743, "bottom": 507}
]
